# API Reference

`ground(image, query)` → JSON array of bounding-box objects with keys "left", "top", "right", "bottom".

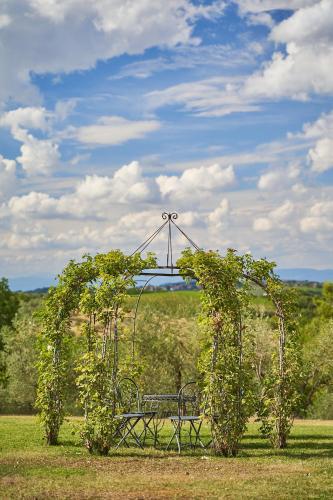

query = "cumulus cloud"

[
  {"left": 253, "top": 200, "right": 295, "bottom": 232},
  {"left": 5, "top": 162, "right": 237, "bottom": 219},
  {"left": 269, "top": 200, "right": 294, "bottom": 222},
  {"left": 7, "top": 161, "right": 158, "bottom": 219},
  {"left": 0, "top": 0, "right": 225, "bottom": 105},
  {"left": 308, "top": 138, "right": 333, "bottom": 173},
  {"left": 157, "top": 164, "right": 235, "bottom": 201},
  {"left": 16, "top": 131, "right": 61, "bottom": 176},
  {"left": 0, "top": 105, "right": 63, "bottom": 176},
  {"left": 300, "top": 216, "right": 333, "bottom": 234},
  {"left": 8, "top": 192, "right": 58, "bottom": 217},
  {"left": 73, "top": 116, "right": 161, "bottom": 146},
  {"left": 257, "top": 163, "right": 300, "bottom": 191},
  {"left": 243, "top": 0, "right": 333, "bottom": 100},
  {"left": 253, "top": 217, "right": 272, "bottom": 231},
  {"left": 208, "top": 198, "right": 230, "bottom": 228},
  {"left": 299, "top": 200, "right": 333, "bottom": 234},
  {"left": 0, "top": 155, "right": 17, "bottom": 201},
  {"left": 291, "top": 109, "right": 333, "bottom": 172},
  {"left": 0, "top": 106, "right": 50, "bottom": 131}
]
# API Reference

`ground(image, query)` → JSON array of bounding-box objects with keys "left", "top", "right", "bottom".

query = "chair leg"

[
  {"left": 176, "top": 420, "right": 182, "bottom": 454},
  {"left": 166, "top": 420, "right": 181, "bottom": 451},
  {"left": 115, "top": 417, "right": 143, "bottom": 449},
  {"left": 137, "top": 414, "right": 156, "bottom": 446},
  {"left": 190, "top": 420, "right": 205, "bottom": 448}
]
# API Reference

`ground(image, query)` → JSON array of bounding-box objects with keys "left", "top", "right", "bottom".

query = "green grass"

[{"left": 1, "top": 417, "right": 333, "bottom": 499}]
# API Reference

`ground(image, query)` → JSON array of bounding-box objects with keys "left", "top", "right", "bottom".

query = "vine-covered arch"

[{"left": 36, "top": 213, "right": 300, "bottom": 456}]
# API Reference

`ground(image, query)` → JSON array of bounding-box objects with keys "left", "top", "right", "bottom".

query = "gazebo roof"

[{"left": 132, "top": 212, "right": 200, "bottom": 277}]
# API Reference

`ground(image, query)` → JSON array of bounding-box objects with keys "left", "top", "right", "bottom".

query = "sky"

[{"left": 0, "top": 0, "right": 333, "bottom": 288}]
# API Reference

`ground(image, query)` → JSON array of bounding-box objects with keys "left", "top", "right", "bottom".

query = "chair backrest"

[
  {"left": 178, "top": 381, "right": 202, "bottom": 417},
  {"left": 116, "top": 377, "right": 141, "bottom": 413}
]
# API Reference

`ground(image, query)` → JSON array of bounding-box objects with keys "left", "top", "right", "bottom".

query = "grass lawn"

[{"left": 1, "top": 417, "right": 333, "bottom": 499}]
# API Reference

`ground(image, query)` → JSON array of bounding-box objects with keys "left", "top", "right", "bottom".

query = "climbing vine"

[
  {"left": 36, "top": 250, "right": 156, "bottom": 451},
  {"left": 36, "top": 243, "right": 300, "bottom": 456},
  {"left": 178, "top": 248, "right": 301, "bottom": 455}
]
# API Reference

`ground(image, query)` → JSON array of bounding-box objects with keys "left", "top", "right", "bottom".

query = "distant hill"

[
  {"left": 6, "top": 268, "right": 333, "bottom": 292},
  {"left": 277, "top": 268, "right": 333, "bottom": 282}
]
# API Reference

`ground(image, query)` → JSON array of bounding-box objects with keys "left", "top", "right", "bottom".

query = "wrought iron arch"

[{"left": 129, "top": 212, "right": 201, "bottom": 362}]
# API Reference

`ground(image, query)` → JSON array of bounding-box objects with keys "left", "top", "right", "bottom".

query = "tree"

[
  {"left": 0, "top": 278, "right": 19, "bottom": 386},
  {"left": 0, "top": 278, "right": 19, "bottom": 330},
  {"left": 315, "top": 282, "right": 333, "bottom": 320}
]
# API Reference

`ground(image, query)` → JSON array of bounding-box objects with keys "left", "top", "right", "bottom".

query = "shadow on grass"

[{"left": 56, "top": 431, "right": 333, "bottom": 460}]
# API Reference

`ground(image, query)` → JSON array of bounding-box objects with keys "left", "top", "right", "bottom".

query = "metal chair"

[
  {"left": 114, "top": 378, "right": 157, "bottom": 449},
  {"left": 167, "top": 381, "right": 206, "bottom": 453}
]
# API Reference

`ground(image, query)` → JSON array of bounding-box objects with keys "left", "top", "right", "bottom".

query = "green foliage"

[
  {"left": 178, "top": 248, "right": 301, "bottom": 453},
  {"left": 76, "top": 351, "right": 117, "bottom": 455},
  {"left": 177, "top": 249, "right": 254, "bottom": 456},
  {"left": 36, "top": 250, "right": 156, "bottom": 452},
  {"left": 35, "top": 244, "right": 300, "bottom": 456},
  {"left": 300, "top": 319, "right": 333, "bottom": 415},
  {"left": 315, "top": 282, "right": 333, "bottom": 320},
  {"left": 133, "top": 292, "right": 201, "bottom": 394},
  {"left": 0, "top": 314, "right": 38, "bottom": 412},
  {"left": 0, "top": 277, "right": 20, "bottom": 386},
  {"left": 250, "top": 277, "right": 301, "bottom": 448},
  {"left": 0, "top": 277, "right": 19, "bottom": 330}
]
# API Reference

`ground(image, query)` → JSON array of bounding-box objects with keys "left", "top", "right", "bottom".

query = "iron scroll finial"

[
  {"left": 131, "top": 210, "right": 199, "bottom": 259},
  {"left": 162, "top": 212, "right": 178, "bottom": 221}
]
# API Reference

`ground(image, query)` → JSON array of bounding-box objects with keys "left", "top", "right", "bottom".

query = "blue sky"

[{"left": 0, "top": 0, "right": 332, "bottom": 288}]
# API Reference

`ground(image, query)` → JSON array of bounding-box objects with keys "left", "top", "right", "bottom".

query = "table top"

[
  {"left": 142, "top": 393, "right": 196, "bottom": 402},
  {"left": 142, "top": 394, "right": 179, "bottom": 402}
]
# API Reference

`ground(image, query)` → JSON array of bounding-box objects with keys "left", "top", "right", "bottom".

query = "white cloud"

[
  {"left": 0, "top": 156, "right": 17, "bottom": 201},
  {"left": 0, "top": 105, "right": 64, "bottom": 176},
  {"left": 112, "top": 43, "right": 263, "bottom": 81},
  {"left": 253, "top": 199, "right": 294, "bottom": 232},
  {"left": 147, "top": 76, "right": 261, "bottom": 117},
  {"left": 157, "top": 164, "right": 235, "bottom": 201},
  {"left": 0, "top": 106, "right": 50, "bottom": 131},
  {"left": 307, "top": 138, "right": 333, "bottom": 173},
  {"left": 271, "top": 0, "right": 333, "bottom": 45},
  {"left": 293, "top": 109, "right": 333, "bottom": 172},
  {"left": 243, "top": 1, "right": 333, "bottom": 99},
  {"left": 253, "top": 217, "right": 272, "bottom": 231},
  {"left": 74, "top": 116, "right": 161, "bottom": 146},
  {"left": 300, "top": 200, "right": 333, "bottom": 234},
  {"left": 0, "top": 14, "right": 11, "bottom": 29},
  {"left": 7, "top": 161, "right": 158, "bottom": 219},
  {"left": 147, "top": 1, "right": 333, "bottom": 117},
  {"left": 246, "top": 12, "right": 274, "bottom": 28},
  {"left": 0, "top": 0, "right": 225, "bottom": 105},
  {"left": 8, "top": 192, "right": 58, "bottom": 217},
  {"left": 257, "top": 163, "right": 300, "bottom": 190},
  {"left": 208, "top": 198, "right": 229, "bottom": 228},
  {"left": 16, "top": 131, "right": 61, "bottom": 176},
  {"left": 299, "top": 109, "right": 333, "bottom": 139},
  {"left": 300, "top": 216, "right": 333, "bottom": 234},
  {"left": 269, "top": 200, "right": 294, "bottom": 222},
  {"left": 5, "top": 161, "right": 237, "bottom": 220},
  {"left": 235, "top": 1, "right": 320, "bottom": 14},
  {"left": 257, "top": 170, "right": 282, "bottom": 190}
]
